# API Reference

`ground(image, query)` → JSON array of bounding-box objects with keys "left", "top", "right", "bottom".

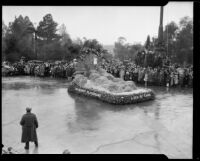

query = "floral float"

[{"left": 68, "top": 68, "right": 155, "bottom": 105}]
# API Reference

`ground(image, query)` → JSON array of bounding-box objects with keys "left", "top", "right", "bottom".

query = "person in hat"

[{"left": 20, "top": 107, "right": 38, "bottom": 150}]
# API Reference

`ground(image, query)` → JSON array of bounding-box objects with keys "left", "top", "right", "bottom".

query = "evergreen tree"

[
  {"left": 4, "top": 15, "right": 35, "bottom": 62},
  {"left": 37, "top": 14, "right": 59, "bottom": 42},
  {"left": 145, "top": 35, "right": 151, "bottom": 50}
]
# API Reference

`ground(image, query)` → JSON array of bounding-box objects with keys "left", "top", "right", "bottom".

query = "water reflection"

[
  {"left": 155, "top": 106, "right": 160, "bottom": 120},
  {"left": 154, "top": 105, "right": 160, "bottom": 152},
  {"left": 68, "top": 94, "right": 103, "bottom": 132},
  {"left": 2, "top": 77, "right": 70, "bottom": 90},
  {"left": 142, "top": 98, "right": 161, "bottom": 153}
]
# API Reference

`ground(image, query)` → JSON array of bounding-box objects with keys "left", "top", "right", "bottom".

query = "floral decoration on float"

[{"left": 68, "top": 68, "right": 155, "bottom": 105}]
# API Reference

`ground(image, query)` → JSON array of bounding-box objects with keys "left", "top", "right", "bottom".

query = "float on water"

[{"left": 68, "top": 68, "right": 155, "bottom": 105}]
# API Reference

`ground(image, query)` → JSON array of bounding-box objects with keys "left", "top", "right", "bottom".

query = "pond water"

[{"left": 2, "top": 76, "right": 193, "bottom": 158}]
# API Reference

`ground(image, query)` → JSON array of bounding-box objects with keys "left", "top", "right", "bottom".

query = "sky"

[{"left": 2, "top": 2, "right": 193, "bottom": 45}]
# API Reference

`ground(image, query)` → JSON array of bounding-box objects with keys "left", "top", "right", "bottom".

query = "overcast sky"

[{"left": 2, "top": 2, "right": 193, "bottom": 45}]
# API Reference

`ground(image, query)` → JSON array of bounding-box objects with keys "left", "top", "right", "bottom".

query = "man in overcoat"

[{"left": 20, "top": 107, "right": 38, "bottom": 150}]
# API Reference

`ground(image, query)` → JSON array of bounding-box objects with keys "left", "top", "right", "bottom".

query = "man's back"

[{"left": 20, "top": 113, "right": 38, "bottom": 128}]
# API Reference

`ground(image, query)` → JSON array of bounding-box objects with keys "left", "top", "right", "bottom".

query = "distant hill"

[{"left": 103, "top": 45, "right": 115, "bottom": 56}]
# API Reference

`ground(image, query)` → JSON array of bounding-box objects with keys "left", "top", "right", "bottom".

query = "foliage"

[
  {"left": 82, "top": 39, "right": 103, "bottom": 51},
  {"left": 2, "top": 20, "right": 7, "bottom": 60},
  {"left": 114, "top": 37, "right": 144, "bottom": 61},
  {"left": 2, "top": 14, "right": 193, "bottom": 65},
  {"left": 145, "top": 35, "right": 151, "bottom": 50},
  {"left": 58, "top": 24, "right": 72, "bottom": 47},
  {"left": 163, "top": 21, "right": 178, "bottom": 60},
  {"left": 37, "top": 14, "right": 60, "bottom": 42},
  {"left": 175, "top": 17, "right": 193, "bottom": 64},
  {"left": 3, "top": 15, "right": 35, "bottom": 62},
  {"left": 101, "top": 49, "right": 113, "bottom": 60},
  {"left": 135, "top": 16, "right": 193, "bottom": 66},
  {"left": 78, "top": 39, "right": 104, "bottom": 60},
  {"left": 163, "top": 17, "right": 193, "bottom": 64}
]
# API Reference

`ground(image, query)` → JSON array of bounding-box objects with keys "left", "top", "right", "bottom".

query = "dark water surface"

[{"left": 2, "top": 76, "right": 193, "bottom": 157}]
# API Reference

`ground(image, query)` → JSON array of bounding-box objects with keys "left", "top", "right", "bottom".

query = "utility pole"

[
  {"left": 155, "top": 5, "right": 166, "bottom": 67},
  {"left": 167, "top": 25, "right": 168, "bottom": 57},
  {"left": 33, "top": 23, "right": 37, "bottom": 60},
  {"left": 35, "top": 32, "right": 38, "bottom": 60},
  {"left": 158, "top": 6, "right": 164, "bottom": 44}
]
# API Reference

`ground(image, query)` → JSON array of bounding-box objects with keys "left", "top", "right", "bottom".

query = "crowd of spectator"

[
  {"left": 2, "top": 56, "right": 193, "bottom": 88},
  {"left": 2, "top": 60, "right": 75, "bottom": 79},
  {"left": 100, "top": 59, "right": 193, "bottom": 88}
]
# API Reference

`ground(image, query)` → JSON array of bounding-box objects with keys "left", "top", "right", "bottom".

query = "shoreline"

[{"left": 2, "top": 75, "right": 193, "bottom": 89}]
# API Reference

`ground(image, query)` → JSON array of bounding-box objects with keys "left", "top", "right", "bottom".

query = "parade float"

[{"left": 68, "top": 47, "right": 155, "bottom": 105}]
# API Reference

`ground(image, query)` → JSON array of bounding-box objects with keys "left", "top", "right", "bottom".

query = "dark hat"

[{"left": 26, "top": 107, "right": 32, "bottom": 112}]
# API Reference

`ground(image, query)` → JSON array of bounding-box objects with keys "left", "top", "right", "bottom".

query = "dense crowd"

[
  {"left": 2, "top": 57, "right": 193, "bottom": 88},
  {"left": 100, "top": 59, "right": 193, "bottom": 88},
  {"left": 2, "top": 60, "right": 75, "bottom": 79}
]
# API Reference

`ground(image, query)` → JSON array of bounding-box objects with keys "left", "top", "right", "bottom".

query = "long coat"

[{"left": 20, "top": 112, "right": 38, "bottom": 143}]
